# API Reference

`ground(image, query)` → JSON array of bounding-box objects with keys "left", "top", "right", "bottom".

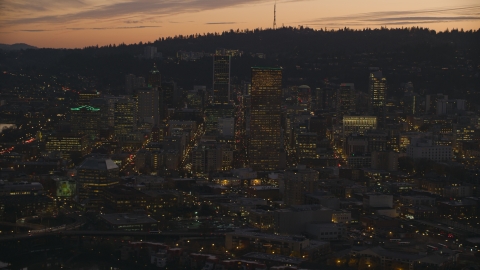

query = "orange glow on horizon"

[{"left": 1, "top": 0, "right": 479, "bottom": 48}]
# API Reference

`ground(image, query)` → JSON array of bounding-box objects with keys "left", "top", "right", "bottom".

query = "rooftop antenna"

[{"left": 273, "top": 1, "right": 277, "bottom": 30}]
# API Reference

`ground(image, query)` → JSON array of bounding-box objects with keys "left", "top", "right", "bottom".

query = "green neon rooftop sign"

[{"left": 71, "top": 105, "right": 100, "bottom": 111}]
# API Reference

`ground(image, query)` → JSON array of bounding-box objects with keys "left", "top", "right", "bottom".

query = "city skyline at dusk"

[
  {"left": 1, "top": 0, "right": 480, "bottom": 267},
  {"left": 1, "top": 0, "right": 479, "bottom": 48}
]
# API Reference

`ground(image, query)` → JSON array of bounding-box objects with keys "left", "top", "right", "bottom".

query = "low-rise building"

[
  {"left": 332, "top": 210, "right": 352, "bottom": 224},
  {"left": 443, "top": 184, "right": 473, "bottom": 198},
  {"left": 274, "top": 205, "right": 333, "bottom": 234},
  {"left": 406, "top": 138, "right": 452, "bottom": 162},
  {"left": 0, "top": 195, "right": 54, "bottom": 220},
  {"left": 400, "top": 195, "right": 435, "bottom": 206},
  {"left": 305, "top": 223, "right": 347, "bottom": 240},
  {"left": 225, "top": 230, "right": 330, "bottom": 260},
  {"left": 439, "top": 200, "right": 476, "bottom": 219},
  {"left": 351, "top": 246, "right": 458, "bottom": 270},
  {"left": 400, "top": 205, "right": 438, "bottom": 220},
  {"left": 0, "top": 181, "right": 44, "bottom": 196},
  {"left": 247, "top": 186, "right": 280, "bottom": 200},
  {"left": 99, "top": 213, "right": 158, "bottom": 231},
  {"left": 363, "top": 193, "right": 393, "bottom": 209},
  {"left": 361, "top": 215, "right": 400, "bottom": 231},
  {"left": 248, "top": 209, "right": 275, "bottom": 231}
]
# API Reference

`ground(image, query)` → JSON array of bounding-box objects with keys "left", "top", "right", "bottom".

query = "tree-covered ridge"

[{"left": 1, "top": 27, "right": 479, "bottom": 100}]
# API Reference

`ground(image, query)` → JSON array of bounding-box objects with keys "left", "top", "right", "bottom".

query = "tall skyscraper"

[
  {"left": 70, "top": 105, "right": 101, "bottom": 141},
  {"left": 162, "top": 80, "right": 177, "bottom": 106},
  {"left": 297, "top": 85, "right": 312, "bottom": 111},
  {"left": 113, "top": 98, "right": 136, "bottom": 139},
  {"left": 213, "top": 55, "right": 231, "bottom": 104},
  {"left": 316, "top": 87, "right": 337, "bottom": 110},
  {"left": 125, "top": 74, "right": 136, "bottom": 94},
  {"left": 148, "top": 64, "right": 161, "bottom": 87},
  {"left": 137, "top": 88, "right": 160, "bottom": 126},
  {"left": 249, "top": 67, "right": 282, "bottom": 171},
  {"left": 147, "top": 64, "right": 165, "bottom": 121},
  {"left": 338, "top": 83, "right": 356, "bottom": 120},
  {"left": 368, "top": 70, "right": 387, "bottom": 127}
]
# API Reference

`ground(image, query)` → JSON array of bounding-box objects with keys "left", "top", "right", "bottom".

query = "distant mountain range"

[{"left": 0, "top": 43, "right": 37, "bottom": 51}]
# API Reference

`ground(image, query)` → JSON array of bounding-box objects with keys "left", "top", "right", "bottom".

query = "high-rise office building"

[
  {"left": 186, "top": 87, "right": 206, "bottom": 111},
  {"left": 425, "top": 93, "right": 448, "bottom": 114},
  {"left": 148, "top": 64, "right": 161, "bottom": 87},
  {"left": 249, "top": 67, "right": 282, "bottom": 171},
  {"left": 146, "top": 64, "right": 165, "bottom": 121},
  {"left": 192, "top": 141, "right": 224, "bottom": 175},
  {"left": 403, "top": 92, "right": 419, "bottom": 115},
  {"left": 70, "top": 105, "right": 101, "bottom": 141},
  {"left": 45, "top": 133, "right": 89, "bottom": 160},
  {"left": 213, "top": 55, "right": 231, "bottom": 104},
  {"left": 137, "top": 88, "right": 160, "bottom": 126},
  {"left": 77, "top": 157, "right": 119, "bottom": 203},
  {"left": 104, "top": 96, "right": 126, "bottom": 127},
  {"left": 283, "top": 165, "right": 319, "bottom": 205},
  {"left": 78, "top": 90, "right": 100, "bottom": 106},
  {"left": 297, "top": 85, "right": 312, "bottom": 111},
  {"left": 368, "top": 71, "right": 387, "bottom": 126},
  {"left": 204, "top": 104, "right": 234, "bottom": 135},
  {"left": 315, "top": 87, "right": 337, "bottom": 111},
  {"left": 151, "top": 125, "right": 162, "bottom": 143},
  {"left": 338, "top": 83, "right": 356, "bottom": 120},
  {"left": 113, "top": 98, "right": 136, "bottom": 139},
  {"left": 125, "top": 74, "right": 136, "bottom": 94},
  {"left": 90, "top": 98, "right": 110, "bottom": 129},
  {"left": 125, "top": 74, "right": 145, "bottom": 95},
  {"left": 295, "top": 132, "right": 318, "bottom": 160},
  {"left": 162, "top": 80, "right": 177, "bottom": 106}
]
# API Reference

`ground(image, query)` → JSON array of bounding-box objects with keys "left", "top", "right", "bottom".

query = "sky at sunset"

[{"left": 1, "top": 0, "right": 479, "bottom": 48}]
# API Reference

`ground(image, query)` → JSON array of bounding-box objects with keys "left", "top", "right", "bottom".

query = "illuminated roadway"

[{"left": 0, "top": 230, "right": 221, "bottom": 242}]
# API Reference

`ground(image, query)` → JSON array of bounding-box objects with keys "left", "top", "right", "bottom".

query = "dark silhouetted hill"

[
  {"left": 1, "top": 27, "right": 479, "bottom": 99},
  {"left": 0, "top": 43, "right": 37, "bottom": 51}
]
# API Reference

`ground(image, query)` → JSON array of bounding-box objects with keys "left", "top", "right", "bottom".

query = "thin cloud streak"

[
  {"left": 66, "top": 25, "right": 161, "bottom": 31},
  {"left": 205, "top": 22, "right": 238, "bottom": 25},
  {"left": 2, "top": 0, "right": 273, "bottom": 26},
  {"left": 19, "top": 29, "right": 51, "bottom": 32},
  {"left": 302, "top": 4, "right": 480, "bottom": 27},
  {"left": 365, "top": 16, "right": 480, "bottom": 22}
]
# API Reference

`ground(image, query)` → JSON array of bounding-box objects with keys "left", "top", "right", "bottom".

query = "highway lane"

[{"left": 0, "top": 230, "right": 225, "bottom": 242}]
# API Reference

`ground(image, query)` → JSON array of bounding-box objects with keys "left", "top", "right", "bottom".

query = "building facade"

[
  {"left": 113, "top": 98, "right": 137, "bottom": 140},
  {"left": 338, "top": 83, "right": 356, "bottom": 120},
  {"left": 343, "top": 116, "right": 377, "bottom": 137},
  {"left": 249, "top": 67, "right": 283, "bottom": 171},
  {"left": 137, "top": 88, "right": 160, "bottom": 126},
  {"left": 283, "top": 165, "right": 319, "bottom": 205},
  {"left": 368, "top": 70, "right": 387, "bottom": 127},
  {"left": 406, "top": 139, "right": 452, "bottom": 161},
  {"left": 69, "top": 105, "right": 101, "bottom": 141},
  {"left": 213, "top": 55, "right": 231, "bottom": 104}
]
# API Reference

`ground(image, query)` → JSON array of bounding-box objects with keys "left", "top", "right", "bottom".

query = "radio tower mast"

[{"left": 273, "top": 1, "right": 277, "bottom": 30}]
